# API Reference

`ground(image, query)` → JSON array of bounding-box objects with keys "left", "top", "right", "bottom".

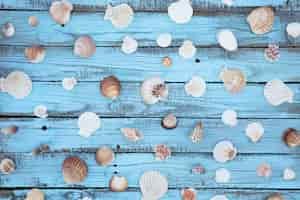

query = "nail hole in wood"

[
  {"left": 61, "top": 24, "right": 65, "bottom": 27},
  {"left": 113, "top": 171, "right": 118, "bottom": 174},
  {"left": 195, "top": 58, "right": 200, "bottom": 63},
  {"left": 41, "top": 126, "right": 47, "bottom": 131},
  {"left": 116, "top": 144, "right": 121, "bottom": 150},
  {"left": 113, "top": 164, "right": 118, "bottom": 167}
]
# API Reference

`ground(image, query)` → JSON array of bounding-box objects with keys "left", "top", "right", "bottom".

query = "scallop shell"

[
  {"left": 96, "top": 146, "right": 115, "bottom": 166},
  {"left": 100, "top": 76, "right": 121, "bottom": 99},
  {"left": 139, "top": 171, "right": 168, "bottom": 200},
  {"left": 154, "top": 144, "right": 171, "bottom": 160},
  {"left": 121, "top": 36, "right": 138, "bottom": 54},
  {"left": 189, "top": 122, "right": 204, "bottom": 143},
  {"left": 217, "top": 29, "right": 238, "bottom": 51},
  {"left": 74, "top": 36, "right": 96, "bottom": 58},
  {"left": 283, "top": 168, "right": 296, "bottom": 181},
  {"left": 120, "top": 128, "right": 143, "bottom": 142},
  {"left": 104, "top": 4, "right": 134, "bottom": 29},
  {"left": 213, "top": 140, "right": 237, "bottom": 163},
  {"left": 181, "top": 188, "right": 197, "bottom": 200},
  {"left": 219, "top": 68, "right": 246, "bottom": 93},
  {"left": 141, "top": 77, "right": 168, "bottom": 105},
  {"left": 179, "top": 40, "right": 196, "bottom": 59},
  {"left": 264, "top": 79, "right": 293, "bottom": 106},
  {"left": 62, "top": 156, "right": 88, "bottom": 184},
  {"left": 168, "top": 0, "right": 193, "bottom": 24},
  {"left": 185, "top": 76, "right": 206, "bottom": 97},
  {"left": 0, "top": 125, "right": 18, "bottom": 135},
  {"left": 264, "top": 44, "right": 280, "bottom": 62},
  {"left": 221, "top": 109, "right": 238, "bottom": 127},
  {"left": 283, "top": 128, "right": 300, "bottom": 147},
  {"left": 215, "top": 168, "right": 231, "bottom": 183},
  {"left": 247, "top": 7, "right": 274, "bottom": 35},
  {"left": 0, "top": 158, "right": 15, "bottom": 174},
  {"left": 286, "top": 22, "right": 300, "bottom": 38},
  {"left": 256, "top": 163, "right": 272, "bottom": 178},
  {"left": 25, "top": 189, "right": 45, "bottom": 200},
  {"left": 157, "top": 33, "right": 172, "bottom": 48},
  {"left": 25, "top": 46, "right": 46, "bottom": 63},
  {"left": 34, "top": 105, "right": 48, "bottom": 118},
  {"left": 49, "top": 0, "right": 73, "bottom": 25},
  {"left": 28, "top": 16, "right": 39, "bottom": 27},
  {"left": 62, "top": 77, "right": 77, "bottom": 91},
  {"left": 2, "top": 22, "right": 15, "bottom": 38},
  {"left": 78, "top": 112, "right": 101, "bottom": 137},
  {"left": 210, "top": 195, "right": 229, "bottom": 200},
  {"left": 245, "top": 122, "right": 264, "bottom": 143},
  {"left": 109, "top": 176, "right": 128, "bottom": 192},
  {"left": 161, "top": 113, "right": 177, "bottom": 129},
  {"left": 266, "top": 193, "right": 284, "bottom": 200}
]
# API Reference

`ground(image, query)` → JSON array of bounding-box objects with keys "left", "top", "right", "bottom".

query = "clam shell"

[
  {"left": 78, "top": 112, "right": 101, "bottom": 137},
  {"left": 264, "top": 79, "right": 293, "bottom": 106},
  {"left": 62, "top": 77, "right": 77, "bottom": 91},
  {"left": 49, "top": 0, "right": 73, "bottom": 25},
  {"left": 181, "top": 188, "right": 197, "bottom": 200},
  {"left": 62, "top": 156, "right": 88, "bottom": 184},
  {"left": 25, "top": 46, "right": 46, "bottom": 63},
  {"left": 213, "top": 140, "right": 237, "bottom": 163},
  {"left": 179, "top": 40, "right": 196, "bottom": 59},
  {"left": 104, "top": 4, "right": 134, "bottom": 29},
  {"left": 156, "top": 33, "right": 172, "bottom": 48},
  {"left": 100, "top": 76, "right": 121, "bottom": 99},
  {"left": 141, "top": 77, "right": 168, "bottom": 105},
  {"left": 286, "top": 22, "right": 300, "bottom": 38},
  {"left": 185, "top": 76, "right": 206, "bottom": 97},
  {"left": 217, "top": 29, "right": 238, "bottom": 51},
  {"left": 0, "top": 158, "right": 15, "bottom": 174},
  {"left": 219, "top": 68, "right": 246, "bottom": 93},
  {"left": 120, "top": 128, "right": 143, "bottom": 142},
  {"left": 168, "top": 0, "right": 193, "bottom": 24},
  {"left": 96, "top": 146, "right": 115, "bottom": 166},
  {"left": 74, "top": 36, "right": 96, "bottom": 58},
  {"left": 247, "top": 7, "right": 274, "bottom": 35},
  {"left": 139, "top": 171, "right": 168, "bottom": 199},
  {"left": 121, "top": 36, "right": 138, "bottom": 54},
  {"left": 245, "top": 122, "right": 264, "bottom": 143},
  {"left": 109, "top": 176, "right": 128, "bottom": 192},
  {"left": 25, "top": 189, "right": 45, "bottom": 200},
  {"left": 2, "top": 22, "right": 15, "bottom": 38}
]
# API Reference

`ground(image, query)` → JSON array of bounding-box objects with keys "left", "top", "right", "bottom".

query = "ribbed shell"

[
  {"left": 62, "top": 156, "right": 88, "bottom": 184},
  {"left": 109, "top": 176, "right": 128, "bottom": 192},
  {"left": 247, "top": 7, "right": 274, "bottom": 35},
  {"left": 74, "top": 36, "right": 96, "bottom": 58},
  {"left": 219, "top": 68, "right": 246, "bottom": 93},
  {"left": 95, "top": 146, "right": 115, "bottom": 166},
  {"left": 100, "top": 76, "right": 121, "bottom": 99},
  {"left": 139, "top": 171, "right": 168, "bottom": 199}
]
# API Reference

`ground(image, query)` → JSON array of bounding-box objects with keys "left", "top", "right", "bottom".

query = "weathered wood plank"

[
  {"left": 0, "top": 153, "right": 299, "bottom": 188},
  {"left": 0, "top": 82, "right": 299, "bottom": 118},
  {"left": 1, "top": 46, "right": 300, "bottom": 82},
  {"left": 0, "top": 118, "right": 299, "bottom": 154},
  {"left": 0, "top": 11, "right": 298, "bottom": 47}
]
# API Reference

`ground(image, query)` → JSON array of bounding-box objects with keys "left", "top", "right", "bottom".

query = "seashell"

[
  {"left": 264, "top": 79, "right": 293, "bottom": 106},
  {"left": 157, "top": 33, "right": 172, "bottom": 48},
  {"left": 264, "top": 44, "right": 280, "bottom": 62},
  {"left": 283, "top": 168, "right": 296, "bottom": 181},
  {"left": 0, "top": 158, "right": 15, "bottom": 174},
  {"left": 32, "top": 144, "right": 50, "bottom": 156},
  {"left": 104, "top": 4, "right": 134, "bottom": 29},
  {"left": 34, "top": 105, "right": 48, "bottom": 118},
  {"left": 185, "top": 76, "right": 206, "bottom": 97},
  {"left": 2, "top": 22, "right": 15, "bottom": 38},
  {"left": 121, "top": 36, "right": 138, "bottom": 54},
  {"left": 168, "top": 0, "right": 193, "bottom": 24},
  {"left": 282, "top": 128, "right": 300, "bottom": 147},
  {"left": 221, "top": 109, "right": 238, "bottom": 127},
  {"left": 96, "top": 146, "right": 115, "bottom": 166},
  {"left": 109, "top": 175, "right": 128, "bottom": 192},
  {"left": 62, "top": 156, "right": 88, "bottom": 184},
  {"left": 154, "top": 144, "right": 171, "bottom": 160},
  {"left": 223, "top": 0, "right": 233, "bottom": 6},
  {"left": 256, "top": 163, "right": 272, "bottom": 178},
  {"left": 245, "top": 122, "right": 264, "bottom": 143},
  {"left": 2, "top": 71, "right": 32, "bottom": 99},
  {"left": 162, "top": 56, "right": 172, "bottom": 67},
  {"left": 74, "top": 36, "right": 96, "bottom": 58},
  {"left": 120, "top": 128, "right": 143, "bottom": 142},
  {"left": 210, "top": 195, "right": 229, "bottom": 200},
  {"left": 49, "top": 0, "right": 73, "bottom": 25},
  {"left": 247, "top": 7, "right": 274, "bottom": 35},
  {"left": 219, "top": 68, "right": 246, "bottom": 93},
  {"left": 191, "top": 165, "right": 206, "bottom": 174},
  {"left": 181, "top": 188, "right": 197, "bottom": 200},
  {"left": 0, "top": 125, "right": 18, "bottom": 135},
  {"left": 62, "top": 77, "right": 77, "bottom": 91},
  {"left": 28, "top": 16, "right": 39, "bottom": 27},
  {"left": 266, "top": 193, "right": 284, "bottom": 200},
  {"left": 189, "top": 122, "right": 204, "bottom": 143},
  {"left": 161, "top": 113, "right": 177, "bottom": 129},
  {"left": 217, "top": 29, "right": 238, "bottom": 52},
  {"left": 215, "top": 168, "right": 231, "bottom": 183},
  {"left": 286, "top": 22, "right": 300, "bottom": 38},
  {"left": 25, "top": 46, "right": 46, "bottom": 63},
  {"left": 25, "top": 189, "right": 45, "bottom": 200},
  {"left": 141, "top": 77, "right": 168, "bottom": 105},
  {"left": 213, "top": 140, "right": 237, "bottom": 163},
  {"left": 78, "top": 112, "right": 101, "bottom": 138},
  {"left": 100, "top": 76, "right": 121, "bottom": 99},
  {"left": 140, "top": 171, "right": 168, "bottom": 200},
  {"left": 179, "top": 40, "right": 196, "bottom": 59}
]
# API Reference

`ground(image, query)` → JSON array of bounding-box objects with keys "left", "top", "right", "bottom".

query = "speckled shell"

[
  {"left": 49, "top": 0, "right": 73, "bottom": 25},
  {"left": 219, "top": 68, "right": 246, "bottom": 93},
  {"left": 100, "top": 76, "right": 121, "bottom": 99},
  {"left": 25, "top": 189, "right": 45, "bottom": 200},
  {"left": 73, "top": 36, "right": 96, "bottom": 58},
  {"left": 95, "top": 146, "right": 115, "bottom": 166},
  {"left": 109, "top": 176, "right": 128, "bottom": 192},
  {"left": 247, "top": 7, "right": 275, "bottom": 35},
  {"left": 0, "top": 158, "right": 15, "bottom": 174},
  {"left": 62, "top": 156, "right": 88, "bottom": 184}
]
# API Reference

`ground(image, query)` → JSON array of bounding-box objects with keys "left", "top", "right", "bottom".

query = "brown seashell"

[
  {"left": 161, "top": 113, "right": 177, "bottom": 129},
  {"left": 100, "top": 76, "right": 121, "bottom": 99},
  {"left": 219, "top": 68, "right": 246, "bottom": 93},
  {"left": 25, "top": 189, "right": 45, "bottom": 200},
  {"left": 266, "top": 193, "right": 284, "bottom": 200},
  {"left": 62, "top": 156, "right": 88, "bottom": 184},
  {"left": 162, "top": 56, "right": 172, "bottom": 67},
  {"left": 0, "top": 158, "right": 15, "bottom": 174},
  {"left": 189, "top": 122, "right": 204, "bottom": 143},
  {"left": 109, "top": 176, "right": 128, "bottom": 192},
  {"left": 247, "top": 7, "right": 275, "bottom": 35},
  {"left": 283, "top": 128, "right": 300, "bottom": 147},
  {"left": 73, "top": 36, "right": 96, "bottom": 58},
  {"left": 96, "top": 146, "right": 115, "bottom": 166},
  {"left": 120, "top": 128, "right": 143, "bottom": 142},
  {"left": 0, "top": 125, "right": 18, "bottom": 135},
  {"left": 181, "top": 188, "right": 197, "bottom": 200},
  {"left": 25, "top": 46, "right": 46, "bottom": 63},
  {"left": 28, "top": 16, "right": 39, "bottom": 27},
  {"left": 49, "top": 0, "right": 73, "bottom": 25}
]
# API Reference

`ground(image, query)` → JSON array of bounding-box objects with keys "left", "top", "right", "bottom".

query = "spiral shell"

[
  {"left": 100, "top": 76, "right": 121, "bottom": 99},
  {"left": 247, "top": 7, "right": 274, "bottom": 35},
  {"left": 25, "top": 46, "right": 46, "bottom": 63},
  {"left": 109, "top": 176, "right": 128, "bottom": 192},
  {"left": 25, "top": 189, "right": 45, "bottom": 200},
  {"left": 0, "top": 158, "right": 15, "bottom": 174},
  {"left": 219, "top": 68, "right": 246, "bottom": 93},
  {"left": 62, "top": 156, "right": 88, "bottom": 184},
  {"left": 96, "top": 146, "right": 115, "bottom": 166},
  {"left": 49, "top": 0, "right": 73, "bottom": 25},
  {"left": 74, "top": 36, "right": 96, "bottom": 58},
  {"left": 28, "top": 16, "right": 39, "bottom": 27}
]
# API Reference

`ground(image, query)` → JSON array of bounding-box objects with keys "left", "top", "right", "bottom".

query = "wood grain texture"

[
  {"left": 0, "top": 152, "right": 300, "bottom": 188},
  {"left": 0, "top": 118, "right": 299, "bottom": 154},
  {"left": 1, "top": 46, "right": 300, "bottom": 82}
]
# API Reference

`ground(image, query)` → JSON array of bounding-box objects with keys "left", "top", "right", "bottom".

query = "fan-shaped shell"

[
  {"left": 62, "top": 156, "right": 88, "bottom": 184},
  {"left": 100, "top": 76, "right": 121, "bottom": 99},
  {"left": 168, "top": 0, "right": 193, "bottom": 24},
  {"left": 245, "top": 122, "right": 264, "bottom": 143},
  {"left": 104, "top": 4, "right": 134, "bottom": 29},
  {"left": 74, "top": 36, "right": 96, "bottom": 58},
  {"left": 49, "top": 0, "right": 73, "bottom": 25},
  {"left": 139, "top": 171, "right": 168, "bottom": 199},
  {"left": 219, "top": 68, "right": 246, "bottom": 93},
  {"left": 121, "top": 36, "right": 138, "bottom": 54},
  {"left": 25, "top": 189, "right": 45, "bottom": 200},
  {"left": 264, "top": 79, "right": 293, "bottom": 106},
  {"left": 247, "top": 7, "right": 274, "bottom": 35}
]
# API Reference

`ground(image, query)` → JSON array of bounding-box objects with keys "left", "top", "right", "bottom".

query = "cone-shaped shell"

[
  {"left": 140, "top": 171, "right": 168, "bottom": 199},
  {"left": 96, "top": 146, "right": 115, "bottom": 166},
  {"left": 189, "top": 122, "right": 204, "bottom": 143},
  {"left": 247, "top": 7, "right": 274, "bottom": 35},
  {"left": 74, "top": 36, "right": 96, "bottom": 58},
  {"left": 49, "top": 0, "right": 73, "bottom": 25},
  {"left": 109, "top": 176, "right": 128, "bottom": 192},
  {"left": 25, "top": 46, "right": 46, "bottom": 63},
  {"left": 62, "top": 156, "right": 88, "bottom": 184},
  {"left": 25, "top": 189, "right": 45, "bottom": 200},
  {"left": 100, "top": 76, "right": 121, "bottom": 99},
  {"left": 219, "top": 68, "right": 246, "bottom": 93}
]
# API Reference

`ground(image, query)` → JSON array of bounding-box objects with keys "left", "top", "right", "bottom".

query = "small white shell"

[
  {"left": 49, "top": 0, "right": 73, "bottom": 25},
  {"left": 217, "top": 30, "right": 238, "bottom": 52},
  {"left": 109, "top": 176, "right": 128, "bottom": 192},
  {"left": 121, "top": 36, "right": 138, "bottom": 54},
  {"left": 104, "top": 4, "right": 134, "bottom": 29},
  {"left": 168, "top": 0, "right": 193, "bottom": 24},
  {"left": 184, "top": 76, "right": 206, "bottom": 97},
  {"left": 210, "top": 195, "right": 229, "bottom": 200},
  {"left": 141, "top": 77, "right": 168, "bottom": 105},
  {"left": 245, "top": 122, "right": 264, "bottom": 143},
  {"left": 120, "top": 128, "right": 143, "bottom": 142},
  {"left": 62, "top": 77, "right": 77, "bottom": 91},
  {"left": 223, "top": 0, "right": 233, "bottom": 6},
  {"left": 34, "top": 105, "right": 48, "bottom": 118},
  {"left": 283, "top": 168, "right": 296, "bottom": 181},
  {"left": 2, "top": 22, "right": 15, "bottom": 38},
  {"left": 286, "top": 22, "right": 300, "bottom": 38},
  {"left": 156, "top": 33, "right": 172, "bottom": 48},
  {"left": 213, "top": 140, "right": 237, "bottom": 163},
  {"left": 264, "top": 79, "right": 294, "bottom": 106},
  {"left": 221, "top": 109, "right": 238, "bottom": 127},
  {"left": 179, "top": 40, "right": 196, "bottom": 59},
  {"left": 215, "top": 168, "right": 231, "bottom": 183},
  {"left": 140, "top": 171, "right": 168, "bottom": 200},
  {"left": 74, "top": 36, "right": 96, "bottom": 58},
  {"left": 78, "top": 112, "right": 101, "bottom": 137}
]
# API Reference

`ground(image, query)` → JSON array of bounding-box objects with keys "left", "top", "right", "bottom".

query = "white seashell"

[
  {"left": 223, "top": 0, "right": 233, "bottom": 6},
  {"left": 78, "top": 112, "right": 101, "bottom": 137},
  {"left": 62, "top": 77, "right": 77, "bottom": 91},
  {"left": 286, "top": 22, "right": 300, "bottom": 38},
  {"left": 49, "top": 0, "right": 73, "bottom": 25},
  {"left": 109, "top": 176, "right": 128, "bottom": 192},
  {"left": 185, "top": 76, "right": 206, "bottom": 97},
  {"left": 179, "top": 40, "right": 196, "bottom": 59},
  {"left": 264, "top": 79, "right": 294, "bottom": 106},
  {"left": 213, "top": 140, "right": 237, "bottom": 163},
  {"left": 34, "top": 105, "right": 48, "bottom": 118},
  {"left": 2, "top": 71, "right": 32, "bottom": 99},
  {"left": 210, "top": 195, "right": 229, "bottom": 200},
  {"left": 141, "top": 77, "right": 168, "bottom": 105},
  {"left": 121, "top": 36, "right": 138, "bottom": 54},
  {"left": 217, "top": 30, "right": 238, "bottom": 52},
  {"left": 215, "top": 168, "right": 231, "bottom": 183},
  {"left": 222, "top": 109, "right": 238, "bottom": 127},
  {"left": 74, "top": 36, "right": 96, "bottom": 58},
  {"left": 156, "top": 33, "right": 172, "bottom": 48},
  {"left": 245, "top": 122, "right": 264, "bottom": 143},
  {"left": 104, "top": 4, "right": 134, "bottom": 29},
  {"left": 2, "top": 22, "right": 15, "bottom": 38},
  {"left": 168, "top": 0, "right": 193, "bottom": 24},
  {"left": 120, "top": 128, "right": 143, "bottom": 142},
  {"left": 283, "top": 168, "right": 296, "bottom": 181},
  {"left": 140, "top": 171, "right": 168, "bottom": 200}
]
